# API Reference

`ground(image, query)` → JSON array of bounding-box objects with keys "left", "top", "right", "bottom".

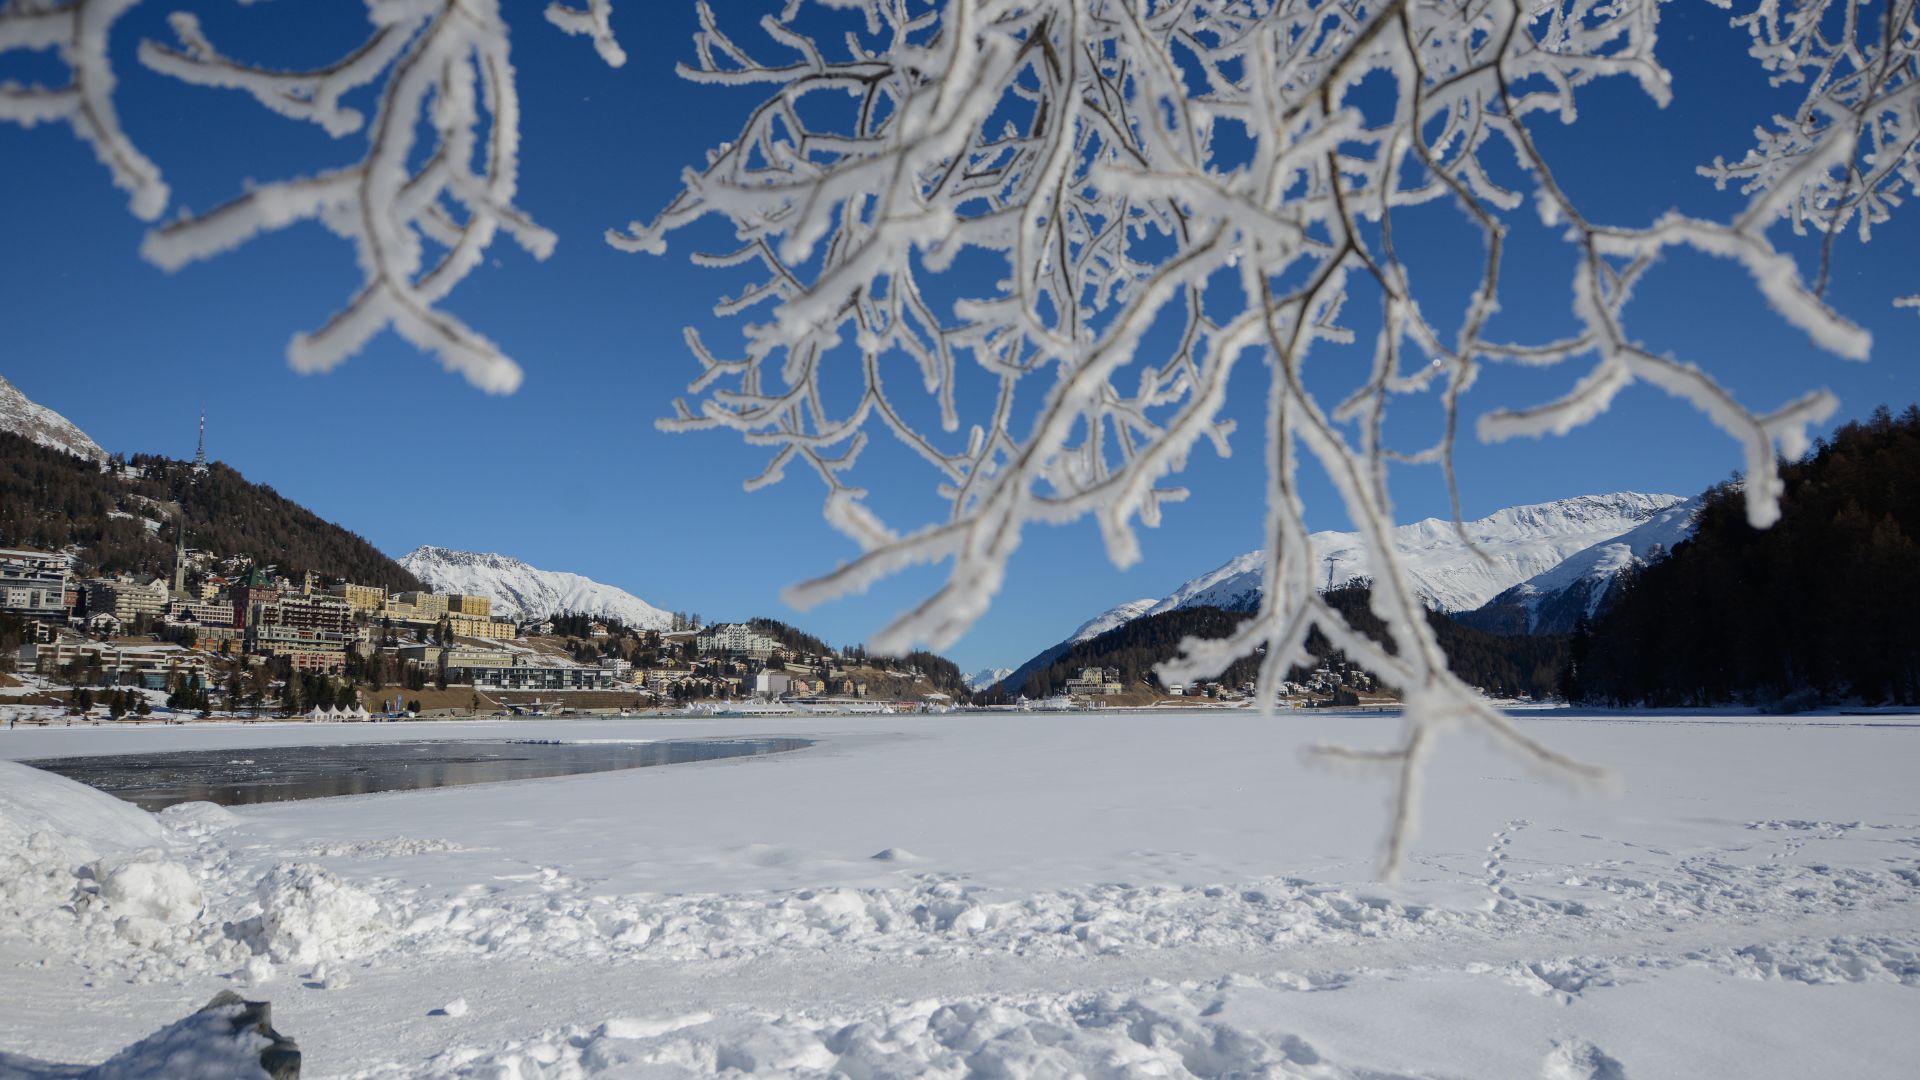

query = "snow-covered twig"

[
  {"left": 631, "top": 0, "right": 1902, "bottom": 875},
  {"left": 134, "top": 0, "right": 628, "bottom": 393},
  {"left": 0, "top": 0, "right": 166, "bottom": 219}
]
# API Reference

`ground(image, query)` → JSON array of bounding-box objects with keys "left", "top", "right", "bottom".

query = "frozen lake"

[
  {"left": 20, "top": 737, "right": 812, "bottom": 810},
  {"left": 1, "top": 711, "right": 1915, "bottom": 1077}
]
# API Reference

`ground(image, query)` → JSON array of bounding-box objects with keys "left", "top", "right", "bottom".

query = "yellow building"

[
  {"left": 446, "top": 594, "right": 491, "bottom": 618},
  {"left": 395, "top": 591, "right": 448, "bottom": 618},
  {"left": 445, "top": 611, "right": 515, "bottom": 640},
  {"left": 328, "top": 582, "right": 388, "bottom": 613},
  {"left": 379, "top": 601, "right": 420, "bottom": 622}
]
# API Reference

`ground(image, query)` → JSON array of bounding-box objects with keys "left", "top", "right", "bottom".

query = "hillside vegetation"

[
  {"left": 1006, "top": 585, "right": 1568, "bottom": 702},
  {"left": 1569, "top": 406, "right": 1920, "bottom": 707},
  {"left": 0, "top": 431, "right": 420, "bottom": 591}
]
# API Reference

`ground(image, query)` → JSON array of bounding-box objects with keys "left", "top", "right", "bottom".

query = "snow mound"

[
  {"left": 400, "top": 546, "right": 672, "bottom": 630},
  {"left": 0, "top": 761, "right": 174, "bottom": 942},
  {"left": 0, "top": 762, "right": 251, "bottom": 977},
  {"left": 1542, "top": 1038, "right": 1628, "bottom": 1080},
  {"left": 158, "top": 801, "right": 243, "bottom": 835},
  {"left": 401, "top": 977, "right": 1368, "bottom": 1078},
  {"left": 0, "top": 760, "right": 167, "bottom": 864},
  {"left": 96, "top": 855, "right": 205, "bottom": 947},
  {"left": 235, "top": 863, "right": 388, "bottom": 969}
]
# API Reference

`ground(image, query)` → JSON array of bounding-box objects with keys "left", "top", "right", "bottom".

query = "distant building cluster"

[
  {"left": 4, "top": 541, "right": 520, "bottom": 686},
  {"left": 3, "top": 547, "right": 949, "bottom": 714}
]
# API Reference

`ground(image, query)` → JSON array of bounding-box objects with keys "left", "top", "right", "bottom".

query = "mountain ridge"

[
  {"left": 1146, "top": 492, "right": 1687, "bottom": 620},
  {"left": 988, "top": 491, "right": 1683, "bottom": 694},
  {"left": 1460, "top": 498, "right": 1703, "bottom": 635},
  {"left": 0, "top": 373, "right": 106, "bottom": 462},
  {"left": 400, "top": 546, "right": 674, "bottom": 631}
]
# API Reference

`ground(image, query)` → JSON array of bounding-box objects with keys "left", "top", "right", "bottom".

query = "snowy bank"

[{"left": 1, "top": 713, "right": 1916, "bottom": 1076}]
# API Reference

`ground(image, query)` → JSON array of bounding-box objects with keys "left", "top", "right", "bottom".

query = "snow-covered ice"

[{"left": 0, "top": 711, "right": 1914, "bottom": 1077}]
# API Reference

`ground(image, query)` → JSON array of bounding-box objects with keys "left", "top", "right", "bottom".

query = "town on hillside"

[{"left": 0, "top": 539, "right": 972, "bottom": 723}]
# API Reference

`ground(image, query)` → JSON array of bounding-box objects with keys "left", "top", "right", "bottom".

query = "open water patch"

[{"left": 23, "top": 738, "right": 812, "bottom": 810}]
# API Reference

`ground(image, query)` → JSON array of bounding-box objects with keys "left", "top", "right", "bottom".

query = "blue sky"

[{"left": 2, "top": 2, "right": 1915, "bottom": 673}]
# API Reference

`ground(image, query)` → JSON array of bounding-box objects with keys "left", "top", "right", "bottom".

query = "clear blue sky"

[{"left": 2, "top": 2, "right": 1915, "bottom": 673}]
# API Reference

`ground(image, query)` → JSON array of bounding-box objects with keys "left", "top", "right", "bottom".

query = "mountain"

[
  {"left": 964, "top": 667, "right": 1013, "bottom": 691},
  {"left": 990, "top": 492, "right": 1684, "bottom": 695},
  {"left": 1069, "top": 598, "right": 1159, "bottom": 644},
  {"left": 399, "top": 547, "right": 673, "bottom": 631},
  {"left": 0, "top": 430, "right": 419, "bottom": 590},
  {"left": 1012, "top": 587, "right": 1571, "bottom": 702},
  {"left": 1461, "top": 498, "right": 1701, "bottom": 635},
  {"left": 1144, "top": 493, "right": 1687, "bottom": 620},
  {"left": 0, "top": 374, "right": 106, "bottom": 462},
  {"left": 981, "top": 598, "right": 1158, "bottom": 696}
]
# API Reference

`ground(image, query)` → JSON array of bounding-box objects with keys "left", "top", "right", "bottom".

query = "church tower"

[{"left": 171, "top": 526, "right": 188, "bottom": 598}]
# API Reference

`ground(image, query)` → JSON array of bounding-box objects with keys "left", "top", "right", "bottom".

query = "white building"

[
  {"left": 698, "top": 623, "right": 785, "bottom": 660},
  {"left": 0, "top": 547, "right": 72, "bottom": 621},
  {"left": 755, "top": 670, "right": 792, "bottom": 697},
  {"left": 85, "top": 575, "right": 169, "bottom": 622}
]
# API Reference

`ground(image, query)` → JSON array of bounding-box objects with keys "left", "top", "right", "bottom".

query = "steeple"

[
  {"left": 172, "top": 526, "right": 188, "bottom": 597},
  {"left": 192, "top": 410, "right": 207, "bottom": 475}
]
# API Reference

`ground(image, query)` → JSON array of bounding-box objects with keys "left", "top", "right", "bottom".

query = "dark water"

[{"left": 25, "top": 738, "right": 812, "bottom": 811}]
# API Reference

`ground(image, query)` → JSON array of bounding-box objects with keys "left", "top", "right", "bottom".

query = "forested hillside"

[
  {"left": 1567, "top": 406, "right": 1920, "bottom": 707},
  {"left": 0, "top": 431, "right": 420, "bottom": 591},
  {"left": 1008, "top": 585, "right": 1568, "bottom": 701}
]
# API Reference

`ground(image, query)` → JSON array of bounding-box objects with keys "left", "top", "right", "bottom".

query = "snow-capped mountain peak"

[
  {"left": 0, "top": 373, "right": 106, "bottom": 462},
  {"left": 399, "top": 547, "right": 672, "bottom": 631},
  {"left": 1463, "top": 497, "right": 1703, "bottom": 634},
  {"left": 964, "top": 668, "right": 1014, "bottom": 691},
  {"left": 1146, "top": 492, "right": 1686, "bottom": 620}
]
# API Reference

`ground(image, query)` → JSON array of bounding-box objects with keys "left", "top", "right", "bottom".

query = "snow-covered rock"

[
  {"left": 1462, "top": 497, "right": 1701, "bottom": 634},
  {"left": 399, "top": 546, "right": 672, "bottom": 631},
  {"left": 14, "top": 994, "right": 287, "bottom": 1080},
  {"left": 1146, "top": 493, "right": 1686, "bottom": 619},
  {"left": 0, "top": 372, "right": 107, "bottom": 461}
]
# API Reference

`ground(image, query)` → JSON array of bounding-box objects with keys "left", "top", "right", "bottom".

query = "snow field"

[{"left": 0, "top": 712, "right": 1915, "bottom": 1076}]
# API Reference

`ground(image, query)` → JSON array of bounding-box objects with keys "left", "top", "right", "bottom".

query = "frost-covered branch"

[
  {"left": 0, "top": 0, "right": 166, "bottom": 219},
  {"left": 631, "top": 0, "right": 1898, "bottom": 874},
  {"left": 1700, "top": 0, "right": 1920, "bottom": 283},
  {"left": 134, "top": 0, "right": 630, "bottom": 393}
]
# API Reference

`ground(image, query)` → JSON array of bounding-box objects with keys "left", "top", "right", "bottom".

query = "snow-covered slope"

[
  {"left": 399, "top": 547, "right": 672, "bottom": 631},
  {"left": 1462, "top": 497, "right": 1701, "bottom": 634},
  {"left": 0, "top": 373, "right": 106, "bottom": 462},
  {"left": 1068, "top": 599, "right": 1158, "bottom": 644},
  {"left": 964, "top": 668, "right": 1014, "bottom": 691},
  {"left": 1147, "top": 492, "right": 1686, "bottom": 619},
  {"left": 982, "top": 599, "right": 1160, "bottom": 695}
]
